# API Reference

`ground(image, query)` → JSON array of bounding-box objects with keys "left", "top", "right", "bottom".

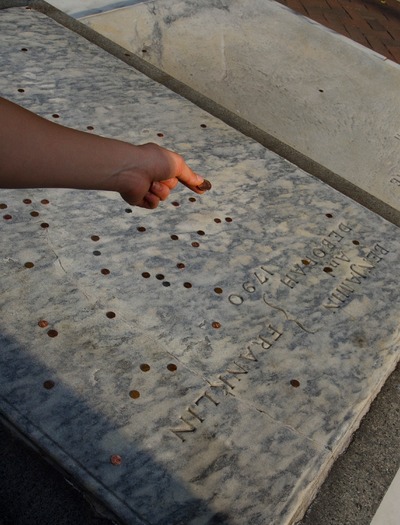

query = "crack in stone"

[
  {"left": 232, "top": 391, "right": 327, "bottom": 450},
  {"left": 263, "top": 297, "right": 318, "bottom": 334},
  {"left": 45, "top": 238, "right": 95, "bottom": 304},
  {"left": 56, "top": 256, "right": 68, "bottom": 275}
]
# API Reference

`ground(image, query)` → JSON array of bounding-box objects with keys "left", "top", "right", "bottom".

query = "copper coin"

[
  {"left": 110, "top": 454, "right": 122, "bottom": 465},
  {"left": 196, "top": 179, "right": 212, "bottom": 191}
]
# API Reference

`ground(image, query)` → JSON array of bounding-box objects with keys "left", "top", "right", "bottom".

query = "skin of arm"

[{"left": 0, "top": 97, "right": 207, "bottom": 209}]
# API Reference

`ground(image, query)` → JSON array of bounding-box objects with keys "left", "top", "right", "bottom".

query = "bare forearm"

[
  {"left": 0, "top": 97, "right": 207, "bottom": 208},
  {"left": 0, "top": 97, "right": 139, "bottom": 190}
]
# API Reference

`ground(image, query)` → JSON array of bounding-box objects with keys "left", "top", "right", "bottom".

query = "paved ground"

[
  {"left": 0, "top": 1, "right": 399, "bottom": 524},
  {"left": 0, "top": 419, "right": 116, "bottom": 525},
  {"left": 277, "top": 0, "right": 400, "bottom": 63}
]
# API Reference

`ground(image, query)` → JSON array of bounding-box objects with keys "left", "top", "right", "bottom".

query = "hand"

[
  {"left": 0, "top": 98, "right": 210, "bottom": 208},
  {"left": 117, "top": 143, "right": 209, "bottom": 209}
]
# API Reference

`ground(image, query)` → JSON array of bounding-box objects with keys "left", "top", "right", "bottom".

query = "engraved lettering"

[
  {"left": 390, "top": 177, "right": 400, "bottom": 186},
  {"left": 331, "top": 292, "right": 347, "bottom": 303},
  {"left": 323, "top": 297, "right": 341, "bottom": 309},
  {"left": 329, "top": 259, "right": 341, "bottom": 268},
  {"left": 338, "top": 223, "right": 352, "bottom": 233},
  {"left": 259, "top": 335, "right": 273, "bottom": 349},
  {"left": 335, "top": 283, "right": 355, "bottom": 298},
  {"left": 195, "top": 391, "right": 220, "bottom": 406},
  {"left": 266, "top": 324, "right": 283, "bottom": 341},
  {"left": 365, "top": 251, "right": 382, "bottom": 264},
  {"left": 312, "top": 248, "right": 326, "bottom": 258},
  {"left": 291, "top": 264, "right": 307, "bottom": 276},
  {"left": 215, "top": 363, "right": 250, "bottom": 390},
  {"left": 280, "top": 274, "right": 298, "bottom": 289},
  {"left": 334, "top": 251, "right": 350, "bottom": 262},
  {"left": 204, "top": 391, "right": 220, "bottom": 405},
  {"left": 328, "top": 230, "right": 344, "bottom": 242},
  {"left": 303, "top": 257, "right": 319, "bottom": 266},
  {"left": 260, "top": 266, "right": 274, "bottom": 274},
  {"left": 247, "top": 325, "right": 282, "bottom": 354},
  {"left": 218, "top": 374, "right": 240, "bottom": 389},
  {"left": 226, "top": 362, "right": 248, "bottom": 375},
  {"left": 321, "top": 238, "right": 335, "bottom": 249},
  {"left": 373, "top": 244, "right": 389, "bottom": 256},
  {"left": 278, "top": 222, "right": 353, "bottom": 294},
  {"left": 323, "top": 245, "right": 389, "bottom": 311},
  {"left": 239, "top": 346, "right": 258, "bottom": 362},
  {"left": 327, "top": 251, "right": 350, "bottom": 268},
  {"left": 248, "top": 338, "right": 267, "bottom": 353},
  {"left": 171, "top": 319, "right": 286, "bottom": 441},
  {"left": 362, "top": 244, "right": 389, "bottom": 266},
  {"left": 350, "top": 263, "right": 372, "bottom": 277},
  {"left": 170, "top": 417, "right": 196, "bottom": 441},
  {"left": 254, "top": 271, "right": 268, "bottom": 285},
  {"left": 254, "top": 267, "right": 274, "bottom": 285},
  {"left": 243, "top": 282, "right": 256, "bottom": 293},
  {"left": 229, "top": 294, "right": 244, "bottom": 305},
  {"left": 345, "top": 274, "right": 362, "bottom": 285},
  {"left": 207, "top": 377, "right": 227, "bottom": 392},
  {"left": 247, "top": 337, "right": 271, "bottom": 352},
  {"left": 187, "top": 406, "right": 205, "bottom": 423}
]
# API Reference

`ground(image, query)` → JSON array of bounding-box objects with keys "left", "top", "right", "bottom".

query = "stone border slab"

[{"left": 371, "top": 467, "right": 400, "bottom": 525}]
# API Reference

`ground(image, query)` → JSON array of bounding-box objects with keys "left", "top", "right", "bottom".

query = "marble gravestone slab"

[
  {"left": 58, "top": 0, "right": 400, "bottom": 225},
  {"left": 1, "top": 7, "right": 400, "bottom": 525}
]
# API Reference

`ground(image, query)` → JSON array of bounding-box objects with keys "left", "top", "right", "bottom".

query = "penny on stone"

[
  {"left": 196, "top": 179, "right": 212, "bottom": 191},
  {"left": 110, "top": 454, "right": 122, "bottom": 465}
]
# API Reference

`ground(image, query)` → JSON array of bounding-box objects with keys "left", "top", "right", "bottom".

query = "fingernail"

[{"left": 196, "top": 179, "right": 212, "bottom": 191}]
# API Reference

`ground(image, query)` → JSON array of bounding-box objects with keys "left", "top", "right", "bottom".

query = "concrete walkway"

[{"left": 277, "top": 0, "right": 400, "bottom": 63}]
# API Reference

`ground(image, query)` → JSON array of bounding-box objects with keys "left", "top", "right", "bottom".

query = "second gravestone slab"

[{"left": 0, "top": 7, "right": 399, "bottom": 525}]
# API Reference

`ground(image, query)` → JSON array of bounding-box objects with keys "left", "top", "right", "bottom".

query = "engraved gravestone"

[{"left": 0, "top": 8, "right": 399, "bottom": 525}]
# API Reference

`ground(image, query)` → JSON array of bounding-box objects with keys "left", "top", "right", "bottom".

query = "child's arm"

[{"left": 0, "top": 97, "right": 208, "bottom": 209}]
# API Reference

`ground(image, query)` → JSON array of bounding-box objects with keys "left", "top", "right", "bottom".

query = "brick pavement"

[{"left": 276, "top": 0, "right": 400, "bottom": 63}]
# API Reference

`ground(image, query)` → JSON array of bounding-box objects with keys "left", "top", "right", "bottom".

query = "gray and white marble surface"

[{"left": 0, "top": 7, "right": 400, "bottom": 525}]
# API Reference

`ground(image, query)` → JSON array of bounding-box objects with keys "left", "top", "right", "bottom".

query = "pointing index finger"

[
  {"left": 180, "top": 177, "right": 212, "bottom": 194},
  {"left": 169, "top": 150, "right": 211, "bottom": 193},
  {"left": 178, "top": 166, "right": 212, "bottom": 194}
]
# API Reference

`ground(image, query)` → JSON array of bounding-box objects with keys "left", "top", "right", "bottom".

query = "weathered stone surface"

[{"left": 1, "top": 8, "right": 399, "bottom": 525}]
